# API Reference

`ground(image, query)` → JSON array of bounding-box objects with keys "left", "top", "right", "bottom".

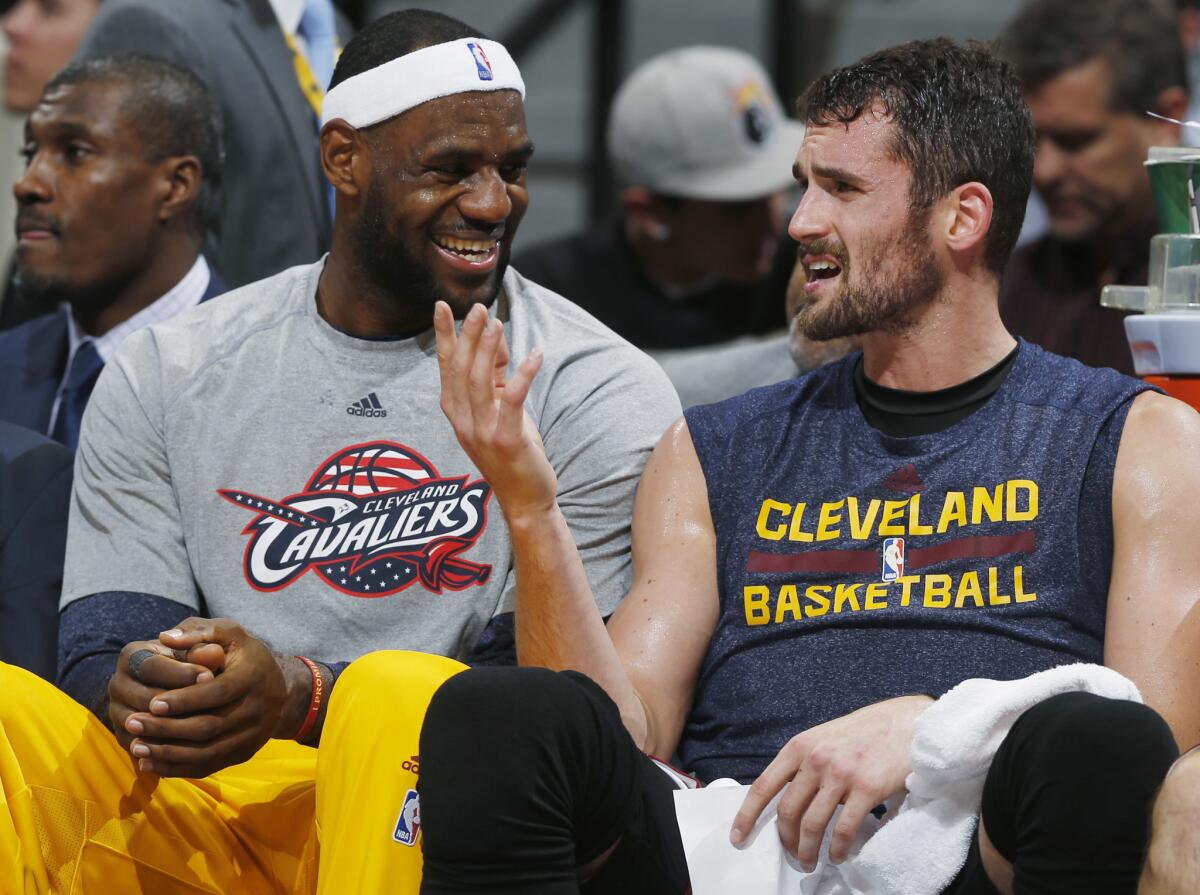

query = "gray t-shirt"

[
  {"left": 63, "top": 261, "right": 681, "bottom": 663},
  {"left": 654, "top": 334, "right": 799, "bottom": 409}
]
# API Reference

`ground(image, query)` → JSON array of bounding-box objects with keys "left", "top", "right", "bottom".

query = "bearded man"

[
  {"left": 426, "top": 38, "right": 1200, "bottom": 894},
  {"left": 0, "top": 9, "right": 677, "bottom": 893}
]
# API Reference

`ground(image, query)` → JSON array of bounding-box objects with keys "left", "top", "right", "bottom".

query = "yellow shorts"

[{"left": 0, "top": 651, "right": 465, "bottom": 894}]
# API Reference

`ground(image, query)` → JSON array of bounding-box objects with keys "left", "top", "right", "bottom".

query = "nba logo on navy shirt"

[
  {"left": 393, "top": 789, "right": 421, "bottom": 846},
  {"left": 467, "top": 41, "right": 494, "bottom": 80},
  {"left": 882, "top": 537, "right": 905, "bottom": 582}
]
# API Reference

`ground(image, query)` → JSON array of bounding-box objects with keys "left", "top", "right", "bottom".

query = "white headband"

[{"left": 321, "top": 38, "right": 525, "bottom": 129}]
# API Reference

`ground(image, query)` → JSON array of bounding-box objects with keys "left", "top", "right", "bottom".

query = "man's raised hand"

[
  {"left": 433, "top": 300, "right": 557, "bottom": 520},
  {"left": 730, "top": 694, "right": 932, "bottom": 870}
]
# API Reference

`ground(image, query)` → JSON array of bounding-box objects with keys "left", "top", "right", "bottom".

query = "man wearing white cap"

[
  {"left": 516, "top": 46, "right": 805, "bottom": 350},
  {"left": 0, "top": 10, "right": 678, "bottom": 893}
]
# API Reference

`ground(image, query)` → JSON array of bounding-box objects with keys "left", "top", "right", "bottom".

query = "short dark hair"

[
  {"left": 998, "top": 0, "right": 1187, "bottom": 114},
  {"left": 329, "top": 9, "right": 487, "bottom": 91},
  {"left": 799, "top": 38, "right": 1034, "bottom": 277},
  {"left": 45, "top": 55, "right": 224, "bottom": 239}
]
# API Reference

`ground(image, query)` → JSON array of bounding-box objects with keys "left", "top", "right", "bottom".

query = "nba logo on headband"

[
  {"left": 321, "top": 38, "right": 524, "bottom": 129},
  {"left": 467, "top": 41, "right": 494, "bottom": 81}
]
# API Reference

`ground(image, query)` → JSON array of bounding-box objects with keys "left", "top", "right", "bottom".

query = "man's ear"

[
  {"left": 620, "top": 186, "right": 671, "bottom": 241},
  {"left": 1150, "top": 85, "right": 1191, "bottom": 142},
  {"left": 158, "top": 155, "right": 201, "bottom": 224},
  {"left": 941, "top": 181, "right": 993, "bottom": 259},
  {"left": 1154, "top": 85, "right": 1189, "bottom": 123},
  {"left": 321, "top": 120, "right": 369, "bottom": 197}
]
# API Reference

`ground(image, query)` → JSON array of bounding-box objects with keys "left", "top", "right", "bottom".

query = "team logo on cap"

[
  {"left": 467, "top": 41, "right": 494, "bottom": 81},
  {"left": 393, "top": 789, "right": 421, "bottom": 846},
  {"left": 732, "top": 80, "right": 772, "bottom": 145},
  {"left": 219, "top": 440, "right": 492, "bottom": 597}
]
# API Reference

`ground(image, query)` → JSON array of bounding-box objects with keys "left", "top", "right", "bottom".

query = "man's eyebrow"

[
  {"left": 1037, "top": 125, "right": 1102, "bottom": 136},
  {"left": 28, "top": 120, "right": 100, "bottom": 142},
  {"left": 423, "top": 140, "right": 536, "bottom": 164},
  {"left": 810, "top": 164, "right": 865, "bottom": 185}
]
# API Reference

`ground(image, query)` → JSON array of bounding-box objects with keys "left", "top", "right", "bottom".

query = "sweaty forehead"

[
  {"left": 29, "top": 80, "right": 129, "bottom": 140},
  {"left": 798, "top": 114, "right": 900, "bottom": 176},
  {"left": 381, "top": 89, "right": 528, "bottom": 148}
]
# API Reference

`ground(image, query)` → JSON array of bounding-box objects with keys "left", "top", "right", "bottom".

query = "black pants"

[
  {"left": 947, "top": 690, "right": 1178, "bottom": 894},
  {"left": 418, "top": 671, "right": 1177, "bottom": 895}
]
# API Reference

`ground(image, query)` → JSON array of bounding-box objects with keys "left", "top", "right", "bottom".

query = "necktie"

[
  {"left": 298, "top": 0, "right": 337, "bottom": 101},
  {"left": 51, "top": 339, "right": 103, "bottom": 451}
]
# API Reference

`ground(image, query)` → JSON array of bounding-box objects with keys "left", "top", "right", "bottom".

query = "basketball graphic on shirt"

[
  {"left": 309, "top": 443, "right": 436, "bottom": 495},
  {"left": 220, "top": 440, "right": 492, "bottom": 598}
]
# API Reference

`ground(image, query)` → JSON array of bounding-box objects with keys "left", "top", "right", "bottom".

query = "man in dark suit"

[
  {"left": 0, "top": 422, "right": 72, "bottom": 680},
  {"left": 75, "top": 0, "right": 343, "bottom": 288},
  {"left": 0, "top": 55, "right": 226, "bottom": 448}
]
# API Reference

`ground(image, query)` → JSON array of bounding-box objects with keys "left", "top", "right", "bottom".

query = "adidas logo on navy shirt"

[{"left": 347, "top": 392, "right": 388, "bottom": 418}]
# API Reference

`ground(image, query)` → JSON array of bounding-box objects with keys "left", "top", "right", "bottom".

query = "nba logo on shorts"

[
  {"left": 466, "top": 41, "right": 494, "bottom": 81},
  {"left": 882, "top": 537, "right": 905, "bottom": 582},
  {"left": 393, "top": 789, "right": 421, "bottom": 846}
]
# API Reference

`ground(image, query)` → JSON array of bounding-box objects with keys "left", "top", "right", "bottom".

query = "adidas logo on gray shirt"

[{"left": 348, "top": 392, "right": 387, "bottom": 417}]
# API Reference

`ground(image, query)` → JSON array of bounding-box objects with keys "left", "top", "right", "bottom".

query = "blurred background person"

[
  {"left": 74, "top": 0, "right": 346, "bottom": 289},
  {"left": 0, "top": 421, "right": 71, "bottom": 680},
  {"left": 0, "top": 0, "right": 101, "bottom": 328},
  {"left": 2, "top": 0, "right": 98, "bottom": 112},
  {"left": 657, "top": 261, "right": 856, "bottom": 408},
  {"left": 514, "top": 46, "right": 803, "bottom": 351},
  {"left": 0, "top": 55, "right": 226, "bottom": 449},
  {"left": 996, "top": 0, "right": 1188, "bottom": 374}
]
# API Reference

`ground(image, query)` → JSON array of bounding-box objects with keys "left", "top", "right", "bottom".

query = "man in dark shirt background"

[
  {"left": 515, "top": 46, "right": 804, "bottom": 351},
  {"left": 996, "top": 0, "right": 1188, "bottom": 374}
]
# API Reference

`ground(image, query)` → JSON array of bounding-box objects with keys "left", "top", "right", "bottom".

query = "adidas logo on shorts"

[{"left": 347, "top": 392, "right": 388, "bottom": 418}]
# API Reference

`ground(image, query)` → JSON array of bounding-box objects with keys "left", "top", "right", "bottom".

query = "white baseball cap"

[{"left": 607, "top": 46, "right": 805, "bottom": 202}]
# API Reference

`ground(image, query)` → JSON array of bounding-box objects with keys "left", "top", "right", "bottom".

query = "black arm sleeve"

[
  {"left": 58, "top": 591, "right": 195, "bottom": 721},
  {"left": 59, "top": 592, "right": 359, "bottom": 736}
]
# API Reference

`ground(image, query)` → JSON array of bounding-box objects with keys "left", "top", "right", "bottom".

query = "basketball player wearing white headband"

[{"left": 0, "top": 10, "right": 679, "bottom": 893}]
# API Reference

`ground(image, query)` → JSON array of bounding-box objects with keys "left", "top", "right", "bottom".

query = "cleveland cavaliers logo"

[{"left": 220, "top": 441, "right": 492, "bottom": 597}]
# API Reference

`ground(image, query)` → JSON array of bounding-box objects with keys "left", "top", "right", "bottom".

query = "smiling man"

[
  {"left": 0, "top": 9, "right": 678, "bottom": 894},
  {"left": 424, "top": 38, "right": 1200, "bottom": 894},
  {"left": 996, "top": 0, "right": 1188, "bottom": 374}
]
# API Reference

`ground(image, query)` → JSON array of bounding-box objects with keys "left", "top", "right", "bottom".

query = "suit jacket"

[
  {"left": 75, "top": 0, "right": 334, "bottom": 289},
  {"left": 0, "top": 269, "right": 225, "bottom": 436},
  {"left": 0, "top": 421, "right": 73, "bottom": 680}
]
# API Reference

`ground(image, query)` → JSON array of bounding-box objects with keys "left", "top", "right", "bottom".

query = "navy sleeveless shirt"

[{"left": 680, "top": 341, "right": 1150, "bottom": 784}]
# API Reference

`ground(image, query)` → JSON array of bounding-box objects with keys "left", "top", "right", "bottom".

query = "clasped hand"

[
  {"left": 108, "top": 617, "right": 301, "bottom": 778},
  {"left": 731, "top": 694, "right": 932, "bottom": 871}
]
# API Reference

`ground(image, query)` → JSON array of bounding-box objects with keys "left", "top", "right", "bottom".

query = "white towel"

[{"left": 673, "top": 663, "right": 1142, "bottom": 894}]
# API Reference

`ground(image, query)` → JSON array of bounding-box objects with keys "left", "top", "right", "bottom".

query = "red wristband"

[{"left": 293, "top": 656, "right": 324, "bottom": 742}]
